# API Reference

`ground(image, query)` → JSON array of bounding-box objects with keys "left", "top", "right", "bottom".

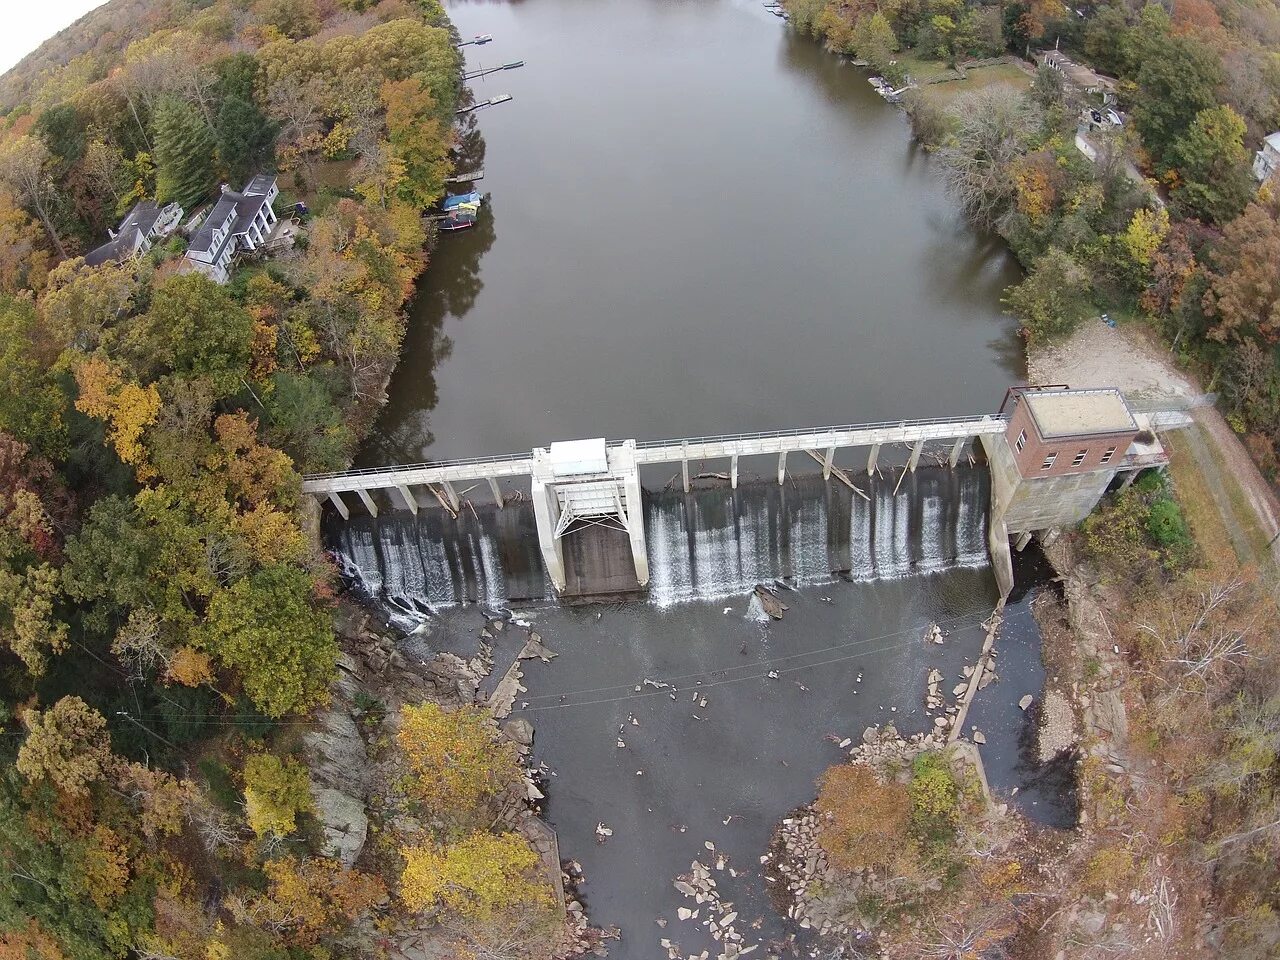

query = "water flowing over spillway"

[{"left": 326, "top": 466, "right": 991, "bottom": 620}]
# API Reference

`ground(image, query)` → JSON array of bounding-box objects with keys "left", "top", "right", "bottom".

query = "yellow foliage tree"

[
  {"left": 400, "top": 832, "right": 551, "bottom": 921},
  {"left": 17, "top": 696, "right": 115, "bottom": 796},
  {"left": 73, "top": 357, "right": 161, "bottom": 474},
  {"left": 76, "top": 824, "right": 130, "bottom": 910},
  {"left": 1121, "top": 206, "right": 1171, "bottom": 271},
  {"left": 243, "top": 752, "right": 312, "bottom": 837},
  {"left": 396, "top": 702, "right": 520, "bottom": 829}
]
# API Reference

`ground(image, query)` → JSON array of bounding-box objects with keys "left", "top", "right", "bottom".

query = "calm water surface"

[{"left": 361, "top": 0, "right": 1023, "bottom": 465}]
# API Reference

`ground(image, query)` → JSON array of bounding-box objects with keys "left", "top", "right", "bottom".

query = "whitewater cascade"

[{"left": 327, "top": 466, "right": 990, "bottom": 621}]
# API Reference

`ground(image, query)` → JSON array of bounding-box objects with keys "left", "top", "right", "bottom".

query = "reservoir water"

[
  {"left": 330, "top": 3, "right": 1071, "bottom": 955},
  {"left": 360, "top": 0, "right": 1024, "bottom": 467}
]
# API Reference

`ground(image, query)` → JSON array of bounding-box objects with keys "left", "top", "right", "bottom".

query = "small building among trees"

[
  {"left": 83, "top": 199, "right": 184, "bottom": 267},
  {"left": 1253, "top": 131, "right": 1280, "bottom": 183}
]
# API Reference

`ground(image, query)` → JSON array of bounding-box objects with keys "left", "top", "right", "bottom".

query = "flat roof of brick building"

[{"left": 1023, "top": 388, "right": 1137, "bottom": 438}]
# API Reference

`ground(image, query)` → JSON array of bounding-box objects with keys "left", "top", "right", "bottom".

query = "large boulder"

[
  {"left": 312, "top": 786, "right": 368, "bottom": 868},
  {"left": 303, "top": 708, "right": 370, "bottom": 797}
]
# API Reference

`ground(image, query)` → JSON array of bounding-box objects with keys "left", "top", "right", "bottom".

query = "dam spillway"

[{"left": 326, "top": 467, "right": 990, "bottom": 621}]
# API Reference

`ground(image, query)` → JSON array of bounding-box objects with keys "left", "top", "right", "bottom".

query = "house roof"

[
  {"left": 118, "top": 199, "right": 161, "bottom": 237},
  {"left": 231, "top": 190, "right": 271, "bottom": 234},
  {"left": 1265, "top": 132, "right": 1280, "bottom": 151},
  {"left": 186, "top": 173, "right": 277, "bottom": 252},
  {"left": 243, "top": 173, "right": 276, "bottom": 196},
  {"left": 1023, "top": 388, "right": 1138, "bottom": 439},
  {"left": 187, "top": 196, "right": 239, "bottom": 255},
  {"left": 84, "top": 229, "right": 145, "bottom": 267}
]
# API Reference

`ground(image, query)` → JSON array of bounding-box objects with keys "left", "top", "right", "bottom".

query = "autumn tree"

[
  {"left": 1203, "top": 197, "right": 1280, "bottom": 344},
  {"left": 39, "top": 255, "right": 139, "bottom": 352},
  {"left": 242, "top": 752, "right": 312, "bottom": 837},
  {"left": 401, "top": 832, "right": 553, "bottom": 919},
  {"left": 73, "top": 356, "right": 162, "bottom": 472},
  {"left": 0, "top": 136, "right": 68, "bottom": 257},
  {"left": 1171, "top": 105, "right": 1255, "bottom": 225},
  {"left": 0, "top": 189, "right": 51, "bottom": 295},
  {"left": 396, "top": 702, "right": 520, "bottom": 831},
  {"left": 229, "top": 856, "right": 385, "bottom": 945},
  {"left": 17, "top": 697, "right": 114, "bottom": 796},
  {"left": 815, "top": 764, "right": 913, "bottom": 872}
]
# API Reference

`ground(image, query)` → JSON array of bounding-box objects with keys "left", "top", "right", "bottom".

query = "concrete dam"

[
  {"left": 311, "top": 387, "right": 1193, "bottom": 610},
  {"left": 327, "top": 467, "right": 992, "bottom": 620}
]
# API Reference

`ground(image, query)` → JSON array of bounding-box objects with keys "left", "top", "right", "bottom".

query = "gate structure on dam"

[{"left": 303, "top": 387, "right": 1192, "bottom": 599}]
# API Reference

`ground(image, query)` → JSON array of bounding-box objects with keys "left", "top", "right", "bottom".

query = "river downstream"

[{"left": 334, "top": 2, "right": 1066, "bottom": 956}]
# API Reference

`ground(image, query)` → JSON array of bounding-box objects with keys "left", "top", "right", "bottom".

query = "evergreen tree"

[
  {"left": 152, "top": 97, "right": 214, "bottom": 209},
  {"left": 215, "top": 95, "right": 276, "bottom": 183}
]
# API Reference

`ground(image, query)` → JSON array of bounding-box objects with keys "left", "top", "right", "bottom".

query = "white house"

[
  {"left": 1254, "top": 132, "right": 1280, "bottom": 184},
  {"left": 184, "top": 173, "right": 280, "bottom": 284},
  {"left": 84, "top": 199, "right": 183, "bottom": 267}
]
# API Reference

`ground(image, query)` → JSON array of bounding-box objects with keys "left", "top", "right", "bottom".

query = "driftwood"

[
  {"left": 803, "top": 450, "right": 870, "bottom": 500},
  {"left": 427, "top": 484, "right": 458, "bottom": 519}
]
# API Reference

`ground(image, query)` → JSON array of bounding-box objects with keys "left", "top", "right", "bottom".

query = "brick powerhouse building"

[{"left": 983, "top": 386, "right": 1170, "bottom": 542}]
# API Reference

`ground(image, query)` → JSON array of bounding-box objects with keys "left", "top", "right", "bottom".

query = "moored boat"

[
  {"left": 439, "top": 212, "right": 477, "bottom": 232},
  {"left": 442, "top": 191, "right": 483, "bottom": 212}
]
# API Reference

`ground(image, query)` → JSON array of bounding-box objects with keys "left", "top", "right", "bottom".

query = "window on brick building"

[
  {"left": 1101, "top": 446, "right": 1116, "bottom": 464},
  {"left": 1015, "top": 429, "right": 1026, "bottom": 452},
  {"left": 1041, "top": 452, "right": 1056, "bottom": 470},
  {"left": 1072, "top": 449, "right": 1087, "bottom": 466}
]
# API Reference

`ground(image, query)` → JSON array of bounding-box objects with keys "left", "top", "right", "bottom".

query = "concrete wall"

[
  {"left": 984, "top": 432, "right": 1117, "bottom": 533},
  {"left": 1006, "top": 398, "right": 1134, "bottom": 479}
]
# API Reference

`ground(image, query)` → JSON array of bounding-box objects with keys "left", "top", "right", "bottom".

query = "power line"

[{"left": 516, "top": 606, "right": 992, "bottom": 704}]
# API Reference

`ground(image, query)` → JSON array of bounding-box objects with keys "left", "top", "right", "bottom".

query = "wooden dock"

[
  {"left": 456, "top": 94, "right": 513, "bottom": 116},
  {"left": 446, "top": 169, "right": 484, "bottom": 183}
]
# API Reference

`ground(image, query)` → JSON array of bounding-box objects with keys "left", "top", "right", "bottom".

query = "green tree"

[
  {"left": 1003, "top": 247, "right": 1093, "bottom": 342},
  {"left": 198, "top": 564, "right": 335, "bottom": 717},
  {"left": 1132, "top": 33, "right": 1223, "bottom": 169},
  {"left": 1171, "top": 105, "right": 1255, "bottom": 226},
  {"left": 0, "top": 295, "right": 65, "bottom": 456},
  {"left": 261, "top": 370, "right": 353, "bottom": 472},
  {"left": 152, "top": 95, "right": 215, "bottom": 208},
  {"left": 33, "top": 104, "right": 87, "bottom": 177},
  {"left": 216, "top": 95, "right": 276, "bottom": 183},
  {"left": 852, "top": 13, "right": 900, "bottom": 74},
  {"left": 129, "top": 272, "right": 253, "bottom": 394}
]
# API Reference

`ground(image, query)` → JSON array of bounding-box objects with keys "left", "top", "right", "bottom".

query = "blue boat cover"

[{"left": 442, "top": 192, "right": 481, "bottom": 210}]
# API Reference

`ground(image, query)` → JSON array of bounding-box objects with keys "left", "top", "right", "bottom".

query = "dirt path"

[
  {"left": 1030, "top": 322, "right": 1280, "bottom": 573},
  {"left": 1027, "top": 321, "right": 1198, "bottom": 402}
]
